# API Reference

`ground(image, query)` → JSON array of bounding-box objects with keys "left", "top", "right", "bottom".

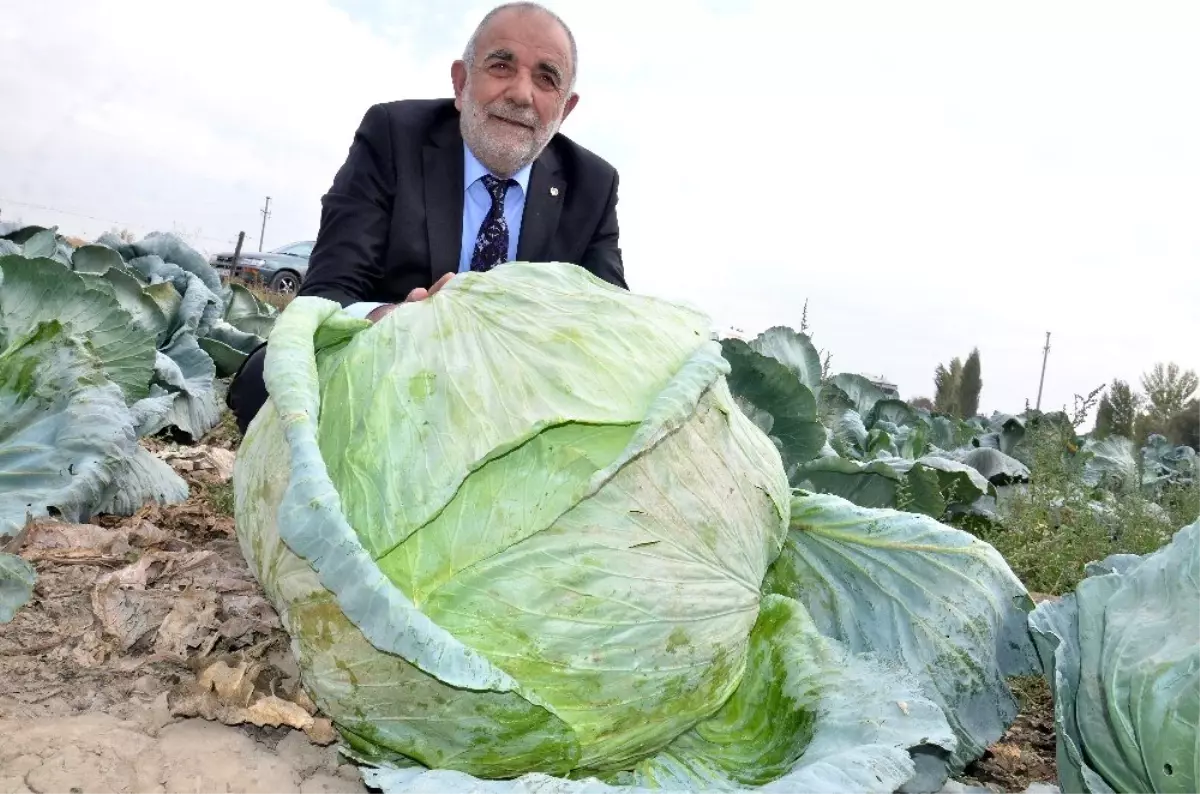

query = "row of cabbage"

[
  {"left": 710, "top": 327, "right": 1197, "bottom": 793},
  {"left": 721, "top": 326, "right": 1196, "bottom": 525},
  {"left": 0, "top": 224, "right": 277, "bottom": 618}
]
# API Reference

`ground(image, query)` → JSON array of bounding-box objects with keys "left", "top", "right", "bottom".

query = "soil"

[
  {"left": 0, "top": 439, "right": 366, "bottom": 794},
  {"left": 953, "top": 593, "right": 1059, "bottom": 793},
  {"left": 960, "top": 675, "right": 1058, "bottom": 792},
  {"left": 0, "top": 423, "right": 1062, "bottom": 794}
]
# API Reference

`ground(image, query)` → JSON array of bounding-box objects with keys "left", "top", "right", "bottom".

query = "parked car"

[{"left": 211, "top": 240, "right": 314, "bottom": 294}]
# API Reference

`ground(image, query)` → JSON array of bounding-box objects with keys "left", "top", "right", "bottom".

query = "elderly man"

[{"left": 227, "top": 1, "right": 626, "bottom": 433}]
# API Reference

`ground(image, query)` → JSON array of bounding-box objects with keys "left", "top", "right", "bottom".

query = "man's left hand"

[{"left": 366, "top": 272, "right": 455, "bottom": 323}]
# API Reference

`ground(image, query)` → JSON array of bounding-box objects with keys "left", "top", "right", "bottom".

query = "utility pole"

[
  {"left": 258, "top": 196, "right": 271, "bottom": 252},
  {"left": 1035, "top": 331, "right": 1051, "bottom": 411}
]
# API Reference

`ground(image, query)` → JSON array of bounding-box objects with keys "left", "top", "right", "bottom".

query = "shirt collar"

[{"left": 463, "top": 142, "right": 532, "bottom": 196}]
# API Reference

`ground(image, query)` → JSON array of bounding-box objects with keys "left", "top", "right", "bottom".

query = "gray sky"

[{"left": 2, "top": 0, "right": 1197, "bottom": 422}]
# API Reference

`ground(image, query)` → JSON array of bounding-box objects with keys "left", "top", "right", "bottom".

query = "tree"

[
  {"left": 1108, "top": 379, "right": 1140, "bottom": 439},
  {"left": 933, "top": 357, "right": 963, "bottom": 417},
  {"left": 1141, "top": 362, "right": 1199, "bottom": 420},
  {"left": 1093, "top": 395, "right": 1115, "bottom": 438},
  {"left": 909, "top": 396, "right": 935, "bottom": 412},
  {"left": 1168, "top": 399, "right": 1199, "bottom": 449},
  {"left": 1134, "top": 412, "right": 1169, "bottom": 447},
  {"left": 959, "top": 348, "right": 982, "bottom": 419}
]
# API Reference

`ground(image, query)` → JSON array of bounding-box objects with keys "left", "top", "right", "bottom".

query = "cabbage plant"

[
  {"left": 234, "top": 262, "right": 1038, "bottom": 792},
  {"left": 1029, "top": 519, "right": 1198, "bottom": 793},
  {"left": 1084, "top": 433, "right": 1198, "bottom": 499},
  {"left": 0, "top": 226, "right": 277, "bottom": 621},
  {"left": 719, "top": 327, "right": 1006, "bottom": 520},
  {"left": 0, "top": 254, "right": 181, "bottom": 540}
]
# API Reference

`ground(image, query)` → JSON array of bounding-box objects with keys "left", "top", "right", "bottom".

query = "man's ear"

[
  {"left": 562, "top": 92, "right": 580, "bottom": 122},
  {"left": 451, "top": 60, "right": 468, "bottom": 110}
]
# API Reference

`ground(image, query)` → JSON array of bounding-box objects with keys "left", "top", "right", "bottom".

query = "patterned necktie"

[{"left": 469, "top": 174, "right": 516, "bottom": 272}]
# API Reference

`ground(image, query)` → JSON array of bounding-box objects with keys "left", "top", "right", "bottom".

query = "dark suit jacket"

[
  {"left": 296, "top": 97, "right": 627, "bottom": 305},
  {"left": 227, "top": 98, "right": 626, "bottom": 433}
]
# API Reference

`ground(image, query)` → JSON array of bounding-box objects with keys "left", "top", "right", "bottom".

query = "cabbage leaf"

[
  {"left": 1029, "top": 520, "right": 1198, "bottom": 793},
  {"left": 763, "top": 492, "right": 1039, "bottom": 780}
]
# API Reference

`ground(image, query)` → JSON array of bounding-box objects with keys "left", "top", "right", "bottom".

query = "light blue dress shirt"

[
  {"left": 344, "top": 144, "right": 532, "bottom": 319},
  {"left": 459, "top": 142, "right": 532, "bottom": 272}
]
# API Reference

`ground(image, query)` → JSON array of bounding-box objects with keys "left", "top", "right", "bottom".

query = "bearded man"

[{"left": 227, "top": 1, "right": 626, "bottom": 433}]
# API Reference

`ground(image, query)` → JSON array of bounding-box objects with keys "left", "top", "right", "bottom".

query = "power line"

[{"left": 0, "top": 197, "right": 256, "bottom": 249}]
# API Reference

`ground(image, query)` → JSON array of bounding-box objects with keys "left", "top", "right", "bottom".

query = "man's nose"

[{"left": 505, "top": 68, "right": 535, "bottom": 106}]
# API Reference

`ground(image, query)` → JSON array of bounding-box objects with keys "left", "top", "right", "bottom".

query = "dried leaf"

[
  {"left": 304, "top": 717, "right": 337, "bottom": 746},
  {"left": 154, "top": 588, "right": 220, "bottom": 660},
  {"left": 91, "top": 580, "right": 172, "bottom": 651},
  {"left": 170, "top": 658, "right": 331, "bottom": 742},
  {"left": 23, "top": 520, "right": 179, "bottom": 563},
  {"left": 293, "top": 688, "right": 318, "bottom": 716},
  {"left": 243, "top": 694, "right": 313, "bottom": 729},
  {"left": 197, "top": 659, "right": 259, "bottom": 704},
  {"left": 162, "top": 445, "right": 237, "bottom": 482}
]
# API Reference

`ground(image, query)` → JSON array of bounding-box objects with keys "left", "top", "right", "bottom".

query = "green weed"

[{"left": 967, "top": 421, "right": 1183, "bottom": 595}]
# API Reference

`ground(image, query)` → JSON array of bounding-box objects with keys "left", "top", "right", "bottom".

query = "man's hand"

[{"left": 365, "top": 273, "right": 455, "bottom": 323}]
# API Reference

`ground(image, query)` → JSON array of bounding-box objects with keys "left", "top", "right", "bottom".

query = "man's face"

[{"left": 453, "top": 8, "right": 579, "bottom": 177}]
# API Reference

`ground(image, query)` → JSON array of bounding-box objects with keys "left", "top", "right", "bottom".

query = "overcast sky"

[{"left": 2, "top": 0, "right": 1197, "bottom": 421}]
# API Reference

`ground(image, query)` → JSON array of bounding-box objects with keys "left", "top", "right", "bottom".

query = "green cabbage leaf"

[{"left": 1029, "top": 520, "right": 1198, "bottom": 793}]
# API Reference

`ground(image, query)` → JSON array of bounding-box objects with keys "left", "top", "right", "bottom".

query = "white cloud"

[
  {"left": 0, "top": 0, "right": 447, "bottom": 249},
  {"left": 2, "top": 0, "right": 1197, "bottom": 421}
]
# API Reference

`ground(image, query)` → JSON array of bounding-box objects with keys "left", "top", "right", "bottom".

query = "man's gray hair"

[{"left": 462, "top": 2, "right": 578, "bottom": 92}]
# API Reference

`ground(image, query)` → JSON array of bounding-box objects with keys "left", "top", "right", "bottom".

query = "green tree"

[
  {"left": 1168, "top": 399, "right": 1199, "bottom": 449},
  {"left": 1141, "top": 362, "right": 1199, "bottom": 420},
  {"left": 958, "top": 348, "right": 982, "bottom": 419},
  {"left": 1134, "top": 412, "right": 1168, "bottom": 447},
  {"left": 1093, "top": 395, "right": 1115, "bottom": 439},
  {"left": 933, "top": 357, "right": 963, "bottom": 417},
  {"left": 1108, "top": 379, "right": 1140, "bottom": 439},
  {"left": 909, "top": 396, "right": 935, "bottom": 412}
]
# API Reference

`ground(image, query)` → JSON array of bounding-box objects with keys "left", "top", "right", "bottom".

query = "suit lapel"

[
  {"left": 517, "top": 144, "right": 565, "bottom": 262},
  {"left": 424, "top": 117, "right": 465, "bottom": 284}
]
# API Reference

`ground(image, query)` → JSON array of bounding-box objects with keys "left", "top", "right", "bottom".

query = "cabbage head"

[{"left": 236, "top": 262, "right": 1039, "bottom": 791}]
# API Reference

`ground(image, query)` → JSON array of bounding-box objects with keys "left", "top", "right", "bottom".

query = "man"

[{"left": 227, "top": 1, "right": 626, "bottom": 433}]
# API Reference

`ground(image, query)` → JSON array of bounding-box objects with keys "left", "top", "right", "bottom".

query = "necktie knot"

[{"left": 481, "top": 174, "right": 512, "bottom": 205}]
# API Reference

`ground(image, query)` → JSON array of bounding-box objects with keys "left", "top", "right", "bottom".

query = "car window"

[{"left": 276, "top": 242, "right": 314, "bottom": 257}]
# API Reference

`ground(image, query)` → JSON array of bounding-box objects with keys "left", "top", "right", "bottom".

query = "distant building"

[
  {"left": 863, "top": 374, "right": 900, "bottom": 397},
  {"left": 720, "top": 326, "right": 750, "bottom": 341}
]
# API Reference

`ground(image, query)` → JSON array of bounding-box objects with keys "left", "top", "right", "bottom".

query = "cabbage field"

[
  {"left": 1, "top": 225, "right": 1196, "bottom": 794},
  {"left": 0, "top": 223, "right": 277, "bottom": 542}
]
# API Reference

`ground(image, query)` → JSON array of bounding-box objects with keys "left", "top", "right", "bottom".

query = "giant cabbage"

[{"left": 234, "top": 262, "right": 1036, "bottom": 791}]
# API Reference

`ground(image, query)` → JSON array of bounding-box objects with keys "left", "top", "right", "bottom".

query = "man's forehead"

[{"left": 475, "top": 8, "right": 571, "bottom": 67}]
